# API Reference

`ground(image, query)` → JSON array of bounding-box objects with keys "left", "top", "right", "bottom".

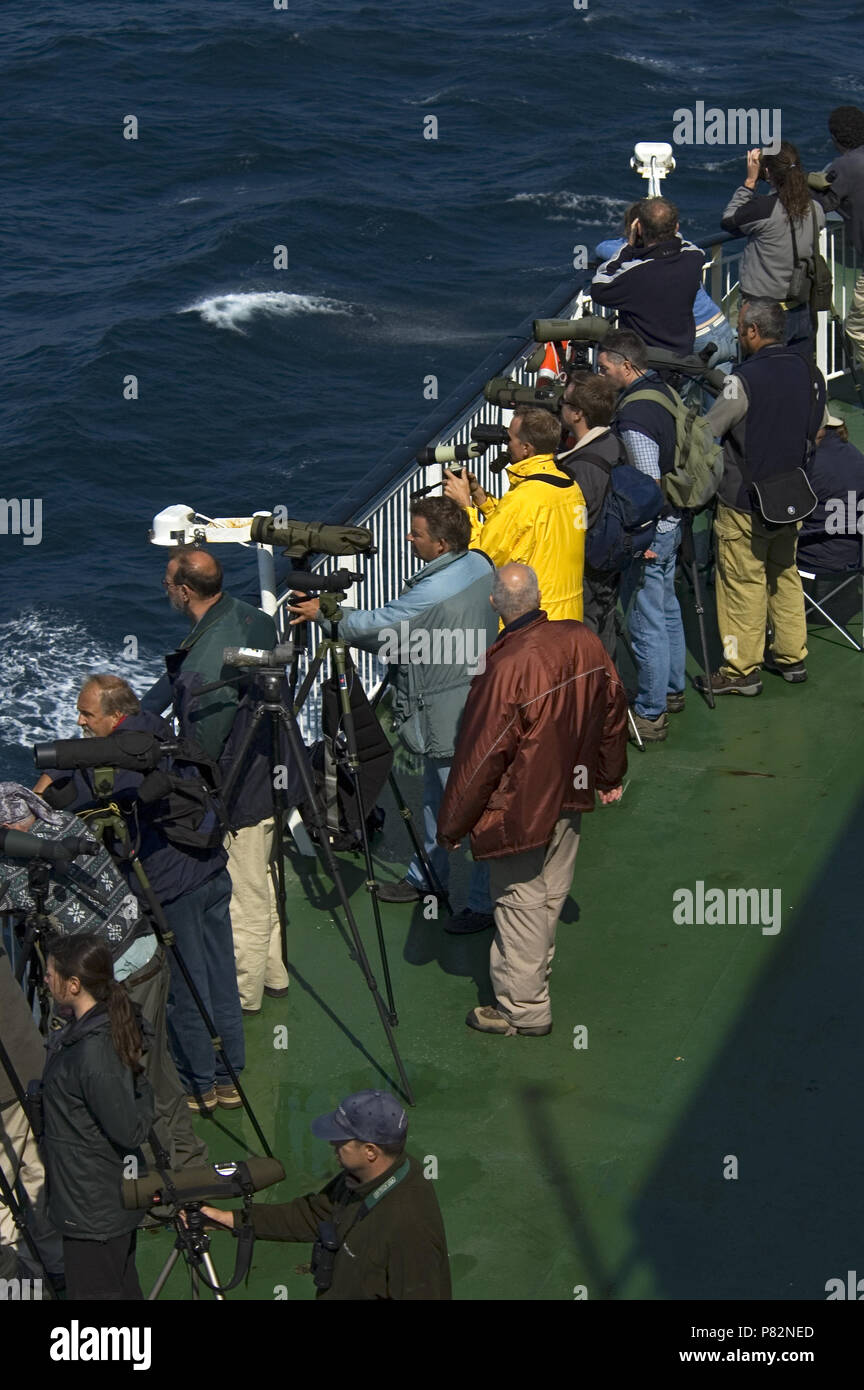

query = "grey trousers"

[{"left": 487, "top": 813, "right": 582, "bottom": 1029}]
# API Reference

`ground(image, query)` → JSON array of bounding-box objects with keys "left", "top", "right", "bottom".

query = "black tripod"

[
  {"left": 147, "top": 1204, "right": 226, "bottom": 1301},
  {"left": 0, "top": 1036, "right": 57, "bottom": 1298},
  {"left": 12, "top": 863, "right": 58, "bottom": 1033},
  {"left": 678, "top": 508, "right": 717, "bottom": 710},
  {"left": 217, "top": 638, "right": 416, "bottom": 1105}
]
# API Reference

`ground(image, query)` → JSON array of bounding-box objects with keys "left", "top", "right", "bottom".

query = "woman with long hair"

[
  {"left": 41, "top": 932, "right": 154, "bottom": 1300},
  {"left": 722, "top": 140, "right": 826, "bottom": 348}
]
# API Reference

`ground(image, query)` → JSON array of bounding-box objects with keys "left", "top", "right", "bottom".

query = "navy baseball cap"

[{"left": 311, "top": 1090, "right": 408, "bottom": 1145}]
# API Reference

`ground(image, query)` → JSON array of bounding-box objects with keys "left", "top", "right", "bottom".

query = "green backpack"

[{"left": 623, "top": 386, "right": 723, "bottom": 511}]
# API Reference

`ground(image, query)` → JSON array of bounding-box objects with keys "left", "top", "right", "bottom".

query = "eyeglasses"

[{"left": 161, "top": 578, "right": 182, "bottom": 589}]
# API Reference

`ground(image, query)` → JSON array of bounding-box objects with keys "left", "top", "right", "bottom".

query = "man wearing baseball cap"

[{"left": 200, "top": 1089, "right": 451, "bottom": 1299}]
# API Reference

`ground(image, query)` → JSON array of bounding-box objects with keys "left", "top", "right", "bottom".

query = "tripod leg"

[
  {"left": 329, "top": 647, "right": 398, "bottom": 1025},
  {"left": 269, "top": 707, "right": 290, "bottom": 973},
  {"left": 148, "top": 1244, "right": 182, "bottom": 1300},
  {"left": 387, "top": 771, "right": 453, "bottom": 915},
  {"left": 680, "top": 512, "right": 716, "bottom": 710},
  {"left": 626, "top": 707, "right": 646, "bottom": 751},
  {"left": 199, "top": 1249, "right": 226, "bottom": 1302},
  {"left": 274, "top": 705, "right": 415, "bottom": 1104}
]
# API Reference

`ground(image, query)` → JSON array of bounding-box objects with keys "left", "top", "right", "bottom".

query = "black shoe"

[
  {"left": 763, "top": 655, "right": 807, "bottom": 683},
  {"left": 694, "top": 669, "right": 763, "bottom": 696},
  {"left": 241, "top": 1007, "right": 261, "bottom": 1018},
  {"left": 444, "top": 909, "right": 495, "bottom": 935},
  {"left": 263, "top": 985, "right": 290, "bottom": 998},
  {"left": 376, "top": 878, "right": 423, "bottom": 904},
  {"left": 666, "top": 690, "right": 686, "bottom": 714}
]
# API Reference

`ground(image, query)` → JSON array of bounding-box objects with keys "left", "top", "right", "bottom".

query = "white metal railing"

[{"left": 283, "top": 217, "right": 860, "bottom": 738}]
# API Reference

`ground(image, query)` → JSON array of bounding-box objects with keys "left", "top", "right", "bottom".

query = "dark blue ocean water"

[{"left": 2, "top": 0, "right": 862, "bottom": 778}]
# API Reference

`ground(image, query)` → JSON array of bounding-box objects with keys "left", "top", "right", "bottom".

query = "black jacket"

[
  {"left": 42, "top": 710, "right": 227, "bottom": 906},
  {"left": 799, "top": 432, "right": 864, "bottom": 571},
  {"left": 247, "top": 1153, "right": 451, "bottom": 1299},
  {"left": 591, "top": 236, "right": 705, "bottom": 355},
  {"left": 41, "top": 1004, "right": 153, "bottom": 1241}
]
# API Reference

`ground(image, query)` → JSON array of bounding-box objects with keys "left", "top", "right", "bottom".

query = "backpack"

[
  {"left": 623, "top": 386, "right": 723, "bottom": 510},
  {"left": 574, "top": 439, "right": 664, "bottom": 572},
  {"left": 135, "top": 739, "right": 227, "bottom": 851}
]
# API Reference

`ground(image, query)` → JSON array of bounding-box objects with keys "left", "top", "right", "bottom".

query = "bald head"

[
  {"left": 167, "top": 546, "right": 223, "bottom": 598},
  {"left": 492, "top": 563, "right": 540, "bottom": 625}
]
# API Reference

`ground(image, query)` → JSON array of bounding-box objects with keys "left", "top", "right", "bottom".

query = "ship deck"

[{"left": 135, "top": 392, "right": 864, "bottom": 1303}]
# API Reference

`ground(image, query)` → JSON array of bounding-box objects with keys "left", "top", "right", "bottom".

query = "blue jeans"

[
  {"left": 164, "top": 870, "right": 246, "bottom": 1093},
  {"left": 620, "top": 520, "right": 686, "bottom": 720},
  {"left": 405, "top": 756, "right": 491, "bottom": 913}
]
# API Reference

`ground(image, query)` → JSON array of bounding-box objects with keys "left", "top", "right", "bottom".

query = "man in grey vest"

[{"left": 696, "top": 299, "right": 825, "bottom": 695}]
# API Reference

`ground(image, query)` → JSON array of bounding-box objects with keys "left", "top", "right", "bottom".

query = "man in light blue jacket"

[{"left": 289, "top": 496, "right": 499, "bottom": 933}]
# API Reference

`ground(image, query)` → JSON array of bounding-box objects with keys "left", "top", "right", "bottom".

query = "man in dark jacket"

[
  {"left": 437, "top": 564, "right": 627, "bottom": 1036},
  {"left": 200, "top": 1090, "right": 451, "bottom": 1300},
  {"left": 590, "top": 196, "right": 705, "bottom": 356},
  {"left": 34, "top": 674, "right": 244, "bottom": 1118},
  {"left": 798, "top": 415, "right": 864, "bottom": 572},
  {"left": 558, "top": 370, "right": 627, "bottom": 658},
  {"left": 697, "top": 298, "right": 826, "bottom": 693},
  {"left": 599, "top": 330, "right": 685, "bottom": 743}
]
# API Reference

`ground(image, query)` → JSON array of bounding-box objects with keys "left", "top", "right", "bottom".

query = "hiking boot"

[
  {"left": 214, "top": 1084, "right": 243, "bottom": 1110},
  {"left": 666, "top": 690, "right": 686, "bottom": 714},
  {"left": 376, "top": 878, "right": 423, "bottom": 904},
  {"left": 186, "top": 1087, "right": 218, "bottom": 1114},
  {"left": 693, "top": 669, "right": 763, "bottom": 697},
  {"left": 629, "top": 710, "right": 668, "bottom": 743},
  {"left": 263, "top": 984, "right": 290, "bottom": 998},
  {"left": 241, "top": 1006, "right": 261, "bottom": 1017},
  {"left": 465, "top": 1006, "right": 552, "bottom": 1037},
  {"left": 763, "top": 656, "right": 807, "bottom": 683},
  {"left": 444, "top": 909, "right": 495, "bottom": 935}
]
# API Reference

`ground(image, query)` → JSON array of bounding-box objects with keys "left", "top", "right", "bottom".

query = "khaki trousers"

[
  {"left": 487, "top": 813, "right": 582, "bottom": 1030},
  {"left": 226, "top": 818, "right": 290, "bottom": 1011},
  {"left": 0, "top": 1100, "right": 55, "bottom": 1264},
  {"left": 845, "top": 267, "right": 864, "bottom": 367},
  {"left": 714, "top": 502, "right": 807, "bottom": 678}
]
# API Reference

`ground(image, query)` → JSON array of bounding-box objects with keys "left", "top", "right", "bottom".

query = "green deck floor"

[{"left": 136, "top": 397, "right": 864, "bottom": 1302}]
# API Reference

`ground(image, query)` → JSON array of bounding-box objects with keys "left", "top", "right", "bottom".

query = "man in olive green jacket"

[{"left": 200, "top": 1090, "right": 451, "bottom": 1300}]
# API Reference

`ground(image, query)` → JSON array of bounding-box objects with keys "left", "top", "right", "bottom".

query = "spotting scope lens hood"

[
  {"left": 122, "top": 1156, "right": 286, "bottom": 1210},
  {"left": 33, "top": 730, "right": 173, "bottom": 773},
  {"left": 533, "top": 316, "right": 612, "bottom": 344},
  {"left": 249, "top": 515, "right": 373, "bottom": 557}
]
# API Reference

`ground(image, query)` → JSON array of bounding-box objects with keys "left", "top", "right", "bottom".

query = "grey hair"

[
  {"left": 492, "top": 564, "right": 540, "bottom": 624},
  {"left": 738, "top": 298, "right": 785, "bottom": 342}
]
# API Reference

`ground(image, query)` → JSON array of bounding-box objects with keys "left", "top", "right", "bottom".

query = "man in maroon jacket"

[{"left": 437, "top": 563, "right": 627, "bottom": 1036}]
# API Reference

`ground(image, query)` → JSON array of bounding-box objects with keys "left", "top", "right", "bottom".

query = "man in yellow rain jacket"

[{"left": 443, "top": 406, "right": 586, "bottom": 621}]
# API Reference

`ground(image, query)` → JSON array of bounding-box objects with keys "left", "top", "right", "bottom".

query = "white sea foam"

[
  {"left": 181, "top": 291, "right": 356, "bottom": 332},
  {"left": 0, "top": 612, "right": 165, "bottom": 753},
  {"left": 509, "top": 191, "right": 630, "bottom": 225}
]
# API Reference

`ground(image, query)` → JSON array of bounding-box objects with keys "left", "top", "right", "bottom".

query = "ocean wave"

[
  {"left": 179, "top": 290, "right": 358, "bottom": 332},
  {"left": 615, "top": 50, "right": 705, "bottom": 75},
  {"left": 508, "top": 191, "right": 630, "bottom": 225},
  {"left": 0, "top": 611, "right": 165, "bottom": 755}
]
